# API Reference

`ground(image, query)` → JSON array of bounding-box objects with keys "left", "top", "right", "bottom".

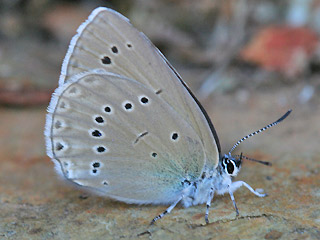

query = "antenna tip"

[
  {"left": 277, "top": 109, "right": 292, "bottom": 123},
  {"left": 265, "top": 162, "right": 272, "bottom": 166},
  {"left": 286, "top": 109, "right": 292, "bottom": 116}
]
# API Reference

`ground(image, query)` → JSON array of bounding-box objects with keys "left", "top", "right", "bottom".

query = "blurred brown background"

[{"left": 0, "top": 0, "right": 319, "bottom": 239}]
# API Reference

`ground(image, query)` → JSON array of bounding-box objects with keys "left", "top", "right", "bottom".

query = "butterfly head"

[
  {"left": 220, "top": 109, "right": 292, "bottom": 177},
  {"left": 221, "top": 153, "right": 242, "bottom": 177}
]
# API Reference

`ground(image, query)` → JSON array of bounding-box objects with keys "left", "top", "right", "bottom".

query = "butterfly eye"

[{"left": 226, "top": 161, "right": 235, "bottom": 175}]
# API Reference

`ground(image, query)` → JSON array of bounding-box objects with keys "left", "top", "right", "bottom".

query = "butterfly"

[{"left": 45, "top": 7, "right": 291, "bottom": 224}]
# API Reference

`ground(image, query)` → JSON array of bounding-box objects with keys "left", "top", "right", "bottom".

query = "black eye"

[{"left": 227, "top": 161, "right": 234, "bottom": 175}]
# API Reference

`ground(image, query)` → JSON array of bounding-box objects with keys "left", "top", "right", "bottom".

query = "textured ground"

[{"left": 0, "top": 80, "right": 319, "bottom": 240}]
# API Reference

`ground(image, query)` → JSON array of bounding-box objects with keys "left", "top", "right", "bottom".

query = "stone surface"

[{"left": 0, "top": 82, "right": 319, "bottom": 239}]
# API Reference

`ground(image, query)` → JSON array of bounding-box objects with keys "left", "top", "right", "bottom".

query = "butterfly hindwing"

[{"left": 46, "top": 70, "right": 205, "bottom": 204}]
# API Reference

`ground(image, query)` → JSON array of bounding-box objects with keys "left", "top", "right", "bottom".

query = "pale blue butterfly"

[{"left": 44, "top": 7, "right": 291, "bottom": 224}]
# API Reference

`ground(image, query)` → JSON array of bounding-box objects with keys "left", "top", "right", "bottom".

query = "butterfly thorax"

[
  {"left": 180, "top": 163, "right": 233, "bottom": 208},
  {"left": 180, "top": 153, "right": 244, "bottom": 208}
]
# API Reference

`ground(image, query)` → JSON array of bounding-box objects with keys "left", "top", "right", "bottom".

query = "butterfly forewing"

[
  {"left": 59, "top": 7, "right": 220, "bottom": 170},
  {"left": 46, "top": 71, "right": 205, "bottom": 203}
]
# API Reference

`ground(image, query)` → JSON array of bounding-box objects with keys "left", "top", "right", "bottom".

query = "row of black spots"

[
  {"left": 94, "top": 107, "right": 111, "bottom": 130},
  {"left": 100, "top": 43, "right": 132, "bottom": 65},
  {"left": 90, "top": 163, "right": 108, "bottom": 186},
  {"left": 123, "top": 96, "right": 150, "bottom": 111},
  {"left": 55, "top": 141, "right": 108, "bottom": 155},
  {"left": 101, "top": 45, "right": 117, "bottom": 65},
  {"left": 122, "top": 96, "right": 150, "bottom": 112},
  {"left": 100, "top": 96, "right": 149, "bottom": 117},
  {"left": 91, "top": 161, "right": 101, "bottom": 175}
]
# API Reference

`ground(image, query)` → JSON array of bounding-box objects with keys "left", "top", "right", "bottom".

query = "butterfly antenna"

[
  {"left": 229, "top": 109, "right": 292, "bottom": 154},
  {"left": 234, "top": 154, "right": 272, "bottom": 166}
]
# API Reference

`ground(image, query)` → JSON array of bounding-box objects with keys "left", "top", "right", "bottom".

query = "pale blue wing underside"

[{"left": 46, "top": 71, "right": 205, "bottom": 204}]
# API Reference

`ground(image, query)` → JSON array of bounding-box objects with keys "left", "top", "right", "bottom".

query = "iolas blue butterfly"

[{"left": 44, "top": 7, "right": 292, "bottom": 224}]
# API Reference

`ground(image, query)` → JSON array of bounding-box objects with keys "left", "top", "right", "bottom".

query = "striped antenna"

[
  {"left": 233, "top": 154, "right": 272, "bottom": 166},
  {"left": 229, "top": 109, "right": 292, "bottom": 154}
]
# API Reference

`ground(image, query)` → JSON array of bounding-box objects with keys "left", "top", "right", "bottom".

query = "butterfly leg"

[
  {"left": 150, "top": 196, "right": 182, "bottom": 225},
  {"left": 230, "top": 181, "right": 267, "bottom": 197},
  {"left": 205, "top": 187, "right": 214, "bottom": 224},
  {"left": 228, "top": 181, "right": 267, "bottom": 216},
  {"left": 228, "top": 189, "right": 239, "bottom": 216}
]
